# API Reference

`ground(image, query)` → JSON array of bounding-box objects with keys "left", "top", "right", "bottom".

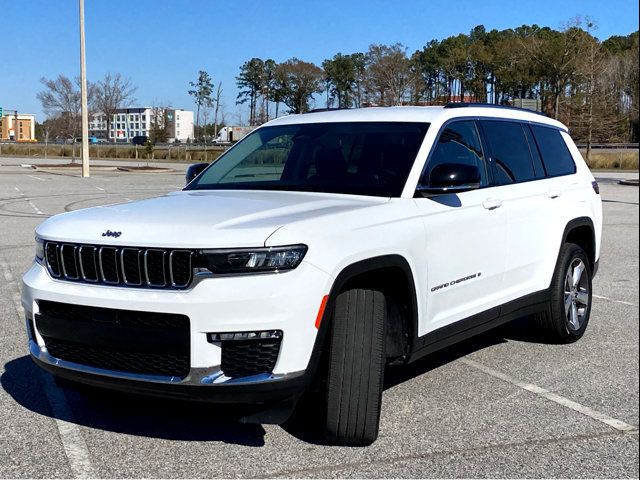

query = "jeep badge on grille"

[{"left": 102, "top": 230, "right": 122, "bottom": 238}]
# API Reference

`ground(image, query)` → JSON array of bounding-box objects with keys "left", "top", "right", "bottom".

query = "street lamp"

[{"left": 79, "top": 0, "right": 90, "bottom": 177}]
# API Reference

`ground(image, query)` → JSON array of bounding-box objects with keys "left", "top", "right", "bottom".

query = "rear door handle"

[
  {"left": 482, "top": 198, "right": 503, "bottom": 210},
  {"left": 547, "top": 189, "right": 562, "bottom": 199}
]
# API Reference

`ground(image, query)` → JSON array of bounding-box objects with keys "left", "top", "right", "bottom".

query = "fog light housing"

[{"left": 207, "top": 330, "right": 283, "bottom": 343}]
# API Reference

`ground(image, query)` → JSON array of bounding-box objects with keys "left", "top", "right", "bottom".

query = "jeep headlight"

[
  {"left": 35, "top": 236, "right": 45, "bottom": 265},
  {"left": 198, "top": 245, "right": 307, "bottom": 274}
]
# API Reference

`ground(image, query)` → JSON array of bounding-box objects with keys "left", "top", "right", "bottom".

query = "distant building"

[
  {"left": 89, "top": 108, "right": 194, "bottom": 142},
  {"left": 0, "top": 113, "right": 36, "bottom": 141},
  {"left": 512, "top": 98, "right": 542, "bottom": 112}
]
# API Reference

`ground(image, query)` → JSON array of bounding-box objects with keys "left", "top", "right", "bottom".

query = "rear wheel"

[
  {"left": 535, "top": 243, "right": 592, "bottom": 342},
  {"left": 324, "top": 289, "right": 386, "bottom": 446}
]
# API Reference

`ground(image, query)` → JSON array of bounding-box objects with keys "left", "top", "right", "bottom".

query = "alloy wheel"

[{"left": 564, "top": 258, "right": 590, "bottom": 331}]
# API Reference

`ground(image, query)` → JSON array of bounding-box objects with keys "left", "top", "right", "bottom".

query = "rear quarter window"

[{"left": 530, "top": 125, "right": 576, "bottom": 177}]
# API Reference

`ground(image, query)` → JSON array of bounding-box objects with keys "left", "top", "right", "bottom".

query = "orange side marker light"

[{"left": 314, "top": 295, "right": 329, "bottom": 329}]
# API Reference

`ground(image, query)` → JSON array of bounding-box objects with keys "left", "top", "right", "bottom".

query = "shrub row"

[
  {"left": 582, "top": 151, "right": 639, "bottom": 170},
  {"left": 1, "top": 143, "right": 637, "bottom": 170},
  {"left": 0, "top": 143, "right": 224, "bottom": 163}
]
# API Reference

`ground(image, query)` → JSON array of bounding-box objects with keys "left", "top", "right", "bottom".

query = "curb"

[
  {"left": 34, "top": 165, "right": 119, "bottom": 172},
  {"left": 116, "top": 167, "right": 174, "bottom": 173}
]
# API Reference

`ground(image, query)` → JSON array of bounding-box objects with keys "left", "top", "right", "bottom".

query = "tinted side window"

[
  {"left": 523, "top": 125, "right": 546, "bottom": 178},
  {"left": 530, "top": 125, "right": 576, "bottom": 177},
  {"left": 422, "top": 121, "right": 487, "bottom": 186},
  {"left": 481, "top": 121, "right": 536, "bottom": 185}
]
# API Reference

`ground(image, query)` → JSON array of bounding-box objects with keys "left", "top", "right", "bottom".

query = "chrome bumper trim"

[{"left": 29, "top": 340, "right": 304, "bottom": 386}]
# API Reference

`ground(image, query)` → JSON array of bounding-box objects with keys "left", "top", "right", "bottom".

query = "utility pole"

[{"left": 79, "top": 0, "right": 90, "bottom": 177}]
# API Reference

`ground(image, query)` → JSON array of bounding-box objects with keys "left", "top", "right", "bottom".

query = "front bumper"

[
  {"left": 23, "top": 260, "right": 334, "bottom": 401},
  {"left": 30, "top": 341, "right": 309, "bottom": 404}
]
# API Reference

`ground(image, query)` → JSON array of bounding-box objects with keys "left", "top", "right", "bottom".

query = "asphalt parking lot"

[{"left": 0, "top": 157, "right": 638, "bottom": 478}]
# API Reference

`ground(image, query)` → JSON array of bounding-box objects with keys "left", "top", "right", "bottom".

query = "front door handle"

[
  {"left": 547, "top": 189, "right": 562, "bottom": 199},
  {"left": 482, "top": 198, "right": 503, "bottom": 210}
]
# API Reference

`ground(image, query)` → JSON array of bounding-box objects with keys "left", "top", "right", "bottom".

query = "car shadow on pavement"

[
  {"left": 1, "top": 356, "right": 267, "bottom": 447},
  {"left": 2, "top": 316, "right": 550, "bottom": 447},
  {"left": 383, "top": 315, "right": 559, "bottom": 391}
]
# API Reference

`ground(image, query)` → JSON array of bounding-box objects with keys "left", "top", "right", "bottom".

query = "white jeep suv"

[{"left": 22, "top": 104, "right": 602, "bottom": 445}]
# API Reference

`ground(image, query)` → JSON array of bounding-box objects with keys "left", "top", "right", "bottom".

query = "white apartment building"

[{"left": 90, "top": 108, "right": 194, "bottom": 143}]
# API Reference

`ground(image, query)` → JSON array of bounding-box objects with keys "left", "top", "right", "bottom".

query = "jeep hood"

[{"left": 36, "top": 190, "right": 388, "bottom": 248}]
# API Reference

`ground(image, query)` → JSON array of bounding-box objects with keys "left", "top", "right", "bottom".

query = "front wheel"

[
  {"left": 535, "top": 243, "right": 593, "bottom": 342},
  {"left": 324, "top": 289, "right": 386, "bottom": 446}
]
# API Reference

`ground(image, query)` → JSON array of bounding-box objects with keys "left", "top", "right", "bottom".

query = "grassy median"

[
  {"left": 0, "top": 143, "right": 225, "bottom": 163},
  {"left": 0, "top": 143, "right": 638, "bottom": 170}
]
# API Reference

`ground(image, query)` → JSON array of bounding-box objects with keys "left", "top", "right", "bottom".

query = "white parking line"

[
  {"left": 95, "top": 186, "right": 105, "bottom": 191},
  {"left": 38, "top": 373, "right": 97, "bottom": 478},
  {"left": 593, "top": 294, "right": 638, "bottom": 307},
  {"left": 14, "top": 186, "right": 23, "bottom": 195},
  {"left": 26, "top": 199, "right": 44, "bottom": 215},
  {"left": 0, "top": 256, "right": 96, "bottom": 478},
  {"left": 462, "top": 358, "right": 638, "bottom": 434},
  {"left": 28, "top": 175, "right": 45, "bottom": 181}
]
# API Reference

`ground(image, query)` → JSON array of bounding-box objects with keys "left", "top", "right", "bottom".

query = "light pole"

[{"left": 79, "top": 0, "right": 90, "bottom": 177}]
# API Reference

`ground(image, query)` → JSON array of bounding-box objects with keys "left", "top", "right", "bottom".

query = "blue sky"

[{"left": 1, "top": 0, "right": 638, "bottom": 123}]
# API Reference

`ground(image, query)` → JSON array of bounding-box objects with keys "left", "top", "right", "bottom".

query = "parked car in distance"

[
  {"left": 73, "top": 137, "right": 107, "bottom": 144},
  {"left": 23, "top": 104, "right": 602, "bottom": 446},
  {"left": 131, "top": 135, "right": 149, "bottom": 146}
]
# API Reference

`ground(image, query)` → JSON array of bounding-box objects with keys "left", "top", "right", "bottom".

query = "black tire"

[
  {"left": 535, "top": 243, "right": 592, "bottom": 343},
  {"left": 324, "top": 288, "right": 386, "bottom": 446}
]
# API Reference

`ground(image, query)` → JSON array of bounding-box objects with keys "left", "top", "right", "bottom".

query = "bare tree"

[
  {"left": 366, "top": 44, "right": 411, "bottom": 106},
  {"left": 36, "top": 75, "right": 95, "bottom": 140},
  {"left": 94, "top": 73, "right": 137, "bottom": 141},
  {"left": 188, "top": 71, "right": 214, "bottom": 138},
  {"left": 572, "top": 21, "right": 608, "bottom": 159},
  {"left": 149, "top": 102, "right": 172, "bottom": 144}
]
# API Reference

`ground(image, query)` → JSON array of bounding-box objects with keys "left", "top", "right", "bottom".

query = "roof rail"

[
  {"left": 304, "top": 107, "right": 351, "bottom": 114},
  {"left": 443, "top": 102, "right": 545, "bottom": 115}
]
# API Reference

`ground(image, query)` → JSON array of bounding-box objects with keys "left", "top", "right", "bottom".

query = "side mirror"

[
  {"left": 185, "top": 163, "right": 208, "bottom": 184},
  {"left": 416, "top": 163, "right": 481, "bottom": 196}
]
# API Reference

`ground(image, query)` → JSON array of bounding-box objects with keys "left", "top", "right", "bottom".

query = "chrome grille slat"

[
  {"left": 78, "top": 246, "right": 98, "bottom": 282},
  {"left": 45, "top": 242, "right": 62, "bottom": 278},
  {"left": 169, "top": 250, "right": 193, "bottom": 288},
  {"left": 60, "top": 244, "right": 79, "bottom": 280},
  {"left": 43, "top": 242, "right": 194, "bottom": 289},
  {"left": 99, "top": 247, "right": 120, "bottom": 284},
  {"left": 121, "top": 248, "right": 143, "bottom": 286},
  {"left": 144, "top": 249, "right": 167, "bottom": 287}
]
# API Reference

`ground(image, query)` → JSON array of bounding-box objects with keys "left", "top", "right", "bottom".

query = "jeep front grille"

[{"left": 44, "top": 242, "right": 194, "bottom": 289}]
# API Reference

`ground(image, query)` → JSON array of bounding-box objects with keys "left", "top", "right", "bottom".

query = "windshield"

[{"left": 186, "top": 122, "right": 429, "bottom": 197}]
